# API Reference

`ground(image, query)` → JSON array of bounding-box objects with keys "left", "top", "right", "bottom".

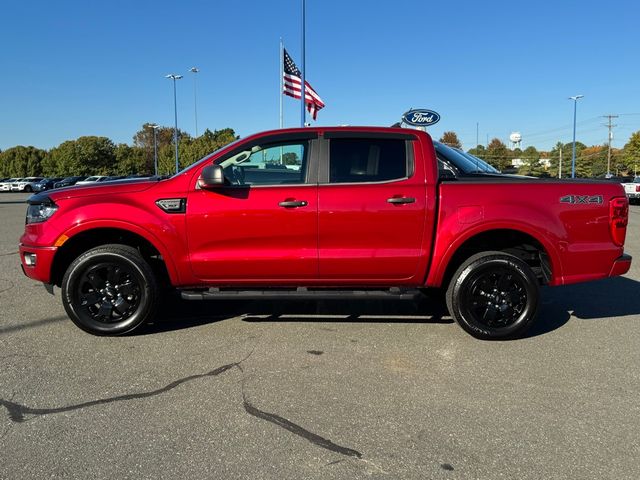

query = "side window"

[
  {"left": 329, "top": 138, "right": 408, "bottom": 183},
  {"left": 221, "top": 142, "right": 308, "bottom": 186}
]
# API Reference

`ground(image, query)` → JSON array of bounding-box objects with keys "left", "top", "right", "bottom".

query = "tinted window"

[{"left": 329, "top": 138, "right": 407, "bottom": 183}]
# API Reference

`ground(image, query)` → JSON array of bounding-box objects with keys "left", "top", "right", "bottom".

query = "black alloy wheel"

[
  {"left": 446, "top": 251, "right": 540, "bottom": 340},
  {"left": 61, "top": 244, "right": 159, "bottom": 335}
]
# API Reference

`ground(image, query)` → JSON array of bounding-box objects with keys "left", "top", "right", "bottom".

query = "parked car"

[
  {"left": 11, "top": 177, "right": 44, "bottom": 192},
  {"left": 623, "top": 176, "right": 640, "bottom": 204},
  {"left": 104, "top": 175, "right": 126, "bottom": 182},
  {"left": 53, "top": 176, "right": 88, "bottom": 189},
  {"left": 32, "top": 177, "right": 64, "bottom": 193},
  {"left": 75, "top": 176, "right": 109, "bottom": 186},
  {"left": 20, "top": 127, "right": 632, "bottom": 340},
  {"left": 0, "top": 178, "right": 21, "bottom": 191}
]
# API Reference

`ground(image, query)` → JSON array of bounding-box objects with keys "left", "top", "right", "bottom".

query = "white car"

[
  {"left": 11, "top": 177, "right": 44, "bottom": 192},
  {"left": 623, "top": 177, "right": 640, "bottom": 204},
  {"left": 1, "top": 178, "right": 21, "bottom": 192},
  {"left": 75, "top": 176, "right": 109, "bottom": 186}
]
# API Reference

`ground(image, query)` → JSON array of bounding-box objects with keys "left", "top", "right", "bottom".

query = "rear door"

[{"left": 317, "top": 132, "right": 428, "bottom": 283}]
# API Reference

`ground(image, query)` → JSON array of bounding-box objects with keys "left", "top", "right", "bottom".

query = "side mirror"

[{"left": 198, "top": 165, "right": 225, "bottom": 188}]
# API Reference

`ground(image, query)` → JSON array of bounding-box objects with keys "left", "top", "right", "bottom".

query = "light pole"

[
  {"left": 166, "top": 74, "right": 183, "bottom": 174},
  {"left": 189, "top": 67, "right": 199, "bottom": 137},
  {"left": 147, "top": 124, "right": 160, "bottom": 176},
  {"left": 569, "top": 95, "right": 584, "bottom": 178}
]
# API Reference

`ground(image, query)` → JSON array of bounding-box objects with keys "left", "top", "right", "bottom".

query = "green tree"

[
  {"left": 439, "top": 131, "right": 462, "bottom": 149},
  {"left": 43, "top": 136, "right": 116, "bottom": 176},
  {"left": 623, "top": 130, "right": 640, "bottom": 175},
  {"left": 115, "top": 144, "right": 147, "bottom": 175},
  {"left": 0, "top": 146, "right": 47, "bottom": 177},
  {"left": 485, "top": 138, "right": 511, "bottom": 171},
  {"left": 548, "top": 142, "right": 587, "bottom": 178},
  {"left": 467, "top": 145, "right": 486, "bottom": 159}
]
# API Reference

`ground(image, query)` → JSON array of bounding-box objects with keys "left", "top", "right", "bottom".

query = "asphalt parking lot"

[{"left": 1, "top": 192, "right": 639, "bottom": 480}]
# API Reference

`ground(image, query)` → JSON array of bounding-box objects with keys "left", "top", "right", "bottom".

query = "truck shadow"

[
  {"left": 144, "top": 276, "right": 640, "bottom": 339},
  {"left": 143, "top": 294, "right": 452, "bottom": 335},
  {"left": 529, "top": 276, "right": 640, "bottom": 337}
]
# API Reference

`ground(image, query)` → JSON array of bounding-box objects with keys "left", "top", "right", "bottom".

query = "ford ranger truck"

[{"left": 19, "top": 127, "right": 632, "bottom": 339}]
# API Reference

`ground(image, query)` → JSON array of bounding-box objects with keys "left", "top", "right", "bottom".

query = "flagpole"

[
  {"left": 300, "top": 0, "right": 306, "bottom": 127},
  {"left": 279, "top": 38, "right": 284, "bottom": 129}
]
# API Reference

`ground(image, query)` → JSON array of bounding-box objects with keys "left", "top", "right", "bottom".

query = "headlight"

[{"left": 26, "top": 201, "right": 58, "bottom": 224}]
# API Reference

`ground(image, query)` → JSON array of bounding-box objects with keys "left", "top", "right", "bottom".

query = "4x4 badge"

[{"left": 560, "top": 195, "right": 603, "bottom": 204}]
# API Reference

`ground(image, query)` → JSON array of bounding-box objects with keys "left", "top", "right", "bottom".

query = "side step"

[{"left": 180, "top": 287, "right": 422, "bottom": 301}]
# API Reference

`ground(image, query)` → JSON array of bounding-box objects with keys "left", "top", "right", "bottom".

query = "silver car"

[
  {"left": 1, "top": 178, "right": 21, "bottom": 192},
  {"left": 11, "top": 177, "right": 44, "bottom": 192}
]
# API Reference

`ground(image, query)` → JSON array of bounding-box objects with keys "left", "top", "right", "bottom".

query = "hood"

[{"left": 33, "top": 178, "right": 159, "bottom": 203}]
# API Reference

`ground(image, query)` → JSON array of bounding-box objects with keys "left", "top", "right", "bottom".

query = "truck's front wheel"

[
  {"left": 61, "top": 244, "right": 159, "bottom": 335},
  {"left": 446, "top": 251, "right": 539, "bottom": 340}
]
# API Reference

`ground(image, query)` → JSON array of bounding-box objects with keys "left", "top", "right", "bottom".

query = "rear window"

[{"left": 329, "top": 138, "right": 408, "bottom": 183}]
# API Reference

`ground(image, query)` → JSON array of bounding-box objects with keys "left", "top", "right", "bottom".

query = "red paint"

[{"left": 18, "top": 127, "right": 630, "bottom": 291}]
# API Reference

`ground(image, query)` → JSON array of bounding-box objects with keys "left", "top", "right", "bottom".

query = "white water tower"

[{"left": 509, "top": 132, "right": 522, "bottom": 150}]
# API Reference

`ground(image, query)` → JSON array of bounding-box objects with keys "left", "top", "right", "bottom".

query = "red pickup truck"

[{"left": 19, "top": 127, "right": 631, "bottom": 339}]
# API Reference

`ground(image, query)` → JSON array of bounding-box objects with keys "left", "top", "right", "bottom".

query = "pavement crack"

[
  {"left": 239, "top": 365, "right": 362, "bottom": 459},
  {"left": 0, "top": 359, "right": 243, "bottom": 423}
]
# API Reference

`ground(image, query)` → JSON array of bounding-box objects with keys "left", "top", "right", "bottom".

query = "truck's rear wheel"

[
  {"left": 446, "top": 251, "right": 539, "bottom": 340},
  {"left": 61, "top": 244, "right": 158, "bottom": 335}
]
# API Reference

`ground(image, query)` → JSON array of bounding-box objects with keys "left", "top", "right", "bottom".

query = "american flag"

[{"left": 283, "top": 48, "right": 325, "bottom": 120}]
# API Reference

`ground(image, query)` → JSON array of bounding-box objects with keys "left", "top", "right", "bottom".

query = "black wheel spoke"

[
  {"left": 84, "top": 271, "right": 105, "bottom": 291},
  {"left": 97, "top": 302, "right": 113, "bottom": 319},
  {"left": 81, "top": 291, "right": 102, "bottom": 306},
  {"left": 112, "top": 297, "right": 131, "bottom": 315},
  {"left": 482, "top": 304, "right": 498, "bottom": 324},
  {"left": 107, "top": 265, "right": 122, "bottom": 285},
  {"left": 118, "top": 282, "right": 137, "bottom": 297}
]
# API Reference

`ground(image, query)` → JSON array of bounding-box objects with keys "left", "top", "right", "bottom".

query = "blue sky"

[{"left": 1, "top": 0, "right": 639, "bottom": 152}]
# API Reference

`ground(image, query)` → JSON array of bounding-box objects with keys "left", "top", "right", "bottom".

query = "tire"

[
  {"left": 24, "top": 186, "right": 32, "bottom": 192},
  {"left": 446, "top": 251, "right": 539, "bottom": 340},
  {"left": 61, "top": 244, "right": 159, "bottom": 335}
]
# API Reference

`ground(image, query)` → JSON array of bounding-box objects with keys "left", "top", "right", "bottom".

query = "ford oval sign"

[{"left": 402, "top": 109, "right": 441, "bottom": 127}]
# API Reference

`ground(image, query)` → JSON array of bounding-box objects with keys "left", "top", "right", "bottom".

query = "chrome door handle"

[
  {"left": 278, "top": 200, "right": 308, "bottom": 208},
  {"left": 387, "top": 197, "right": 416, "bottom": 204}
]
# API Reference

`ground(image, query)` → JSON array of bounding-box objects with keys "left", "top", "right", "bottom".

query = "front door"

[{"left": 186, "top": 137, "right": 318, "bottom": 282}]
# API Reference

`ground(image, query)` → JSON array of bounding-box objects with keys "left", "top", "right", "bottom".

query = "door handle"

[
  {"left": 387, "top": 197, "right": 416, "bottom": 204},
  {"left": 278, "top": 200, "right": 308, "bottom": 208}
]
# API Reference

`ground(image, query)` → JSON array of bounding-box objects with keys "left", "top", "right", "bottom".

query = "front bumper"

[{"left": 19, "top": 244, "right": 58, "bottom": 283}]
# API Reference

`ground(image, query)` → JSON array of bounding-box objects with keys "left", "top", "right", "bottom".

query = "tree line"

[
  {"left": 440, "top": 130, "right": 640, "bottom": 177},
  {"left": 2, "top": 126, "right": 639, "bottom": 179},
  {"left": 0, "top": 125, "right": 238, "bottom": 178}
]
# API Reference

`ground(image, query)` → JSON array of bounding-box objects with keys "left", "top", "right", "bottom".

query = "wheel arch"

[
  {"left": 431, "top": 227, "right": 559, "bottom": 290},
  {"left": 50, "top": 224, "right": 177, "bottom": 288}
]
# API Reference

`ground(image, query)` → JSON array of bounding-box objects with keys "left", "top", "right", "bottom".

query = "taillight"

[
  {"left": 636, "top": 185, "right": 640, "bottom": 192},
  {"left": 609, "top": 197, "right": 629, "bottom": 247}
]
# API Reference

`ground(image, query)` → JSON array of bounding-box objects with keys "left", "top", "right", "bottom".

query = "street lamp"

[
  {"left": 147, "top": 124, "right": 160, "bottom": 176},
  {"left": 569, "top": 95, "right": 584, "bottom": 178},
  {"left": 165, "top": 74, "right": 183, "bottom": 174},
  {"left": 189, "top": 67, "right": 199, "bottom": 137}
]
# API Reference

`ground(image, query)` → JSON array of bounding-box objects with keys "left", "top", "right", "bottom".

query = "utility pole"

[
  {"left": 558, "top": 145, "right": 562, "bottom": 178},
  {"left": 603, "top": 114, "right": 618, "bottom": 178}
]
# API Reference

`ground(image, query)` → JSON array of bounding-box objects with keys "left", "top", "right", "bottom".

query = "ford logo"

[{"left": 402, "top": 109, "right": 441, "bottom": 127}]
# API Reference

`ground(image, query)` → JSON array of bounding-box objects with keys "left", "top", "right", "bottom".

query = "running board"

[{"left": 180, "top": 287, "right": 422, "bottom": 301}]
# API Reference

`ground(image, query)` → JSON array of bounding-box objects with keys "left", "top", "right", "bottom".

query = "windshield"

[{"left": 433, "top": 141, "right": 501, "bottom": 174}]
